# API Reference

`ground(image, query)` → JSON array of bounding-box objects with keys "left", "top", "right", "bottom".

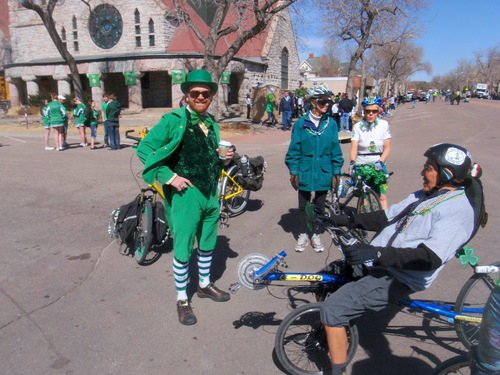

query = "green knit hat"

[{"left": 181, "top": 69, "right": 218, "bottom": 94}]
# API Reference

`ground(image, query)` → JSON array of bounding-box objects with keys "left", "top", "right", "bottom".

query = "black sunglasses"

[
  {"left": 317, "top": 99, "right": 332, "bottom": 106},
  {"left": 188, "top": 90, "right": 212, "bottom": 99},
  {"left": 365, "top": 109, "right": 379, "bottom": 114}
]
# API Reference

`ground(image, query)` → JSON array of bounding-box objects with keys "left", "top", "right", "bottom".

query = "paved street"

[{"left": 0, "top": 98, "right": 499, "bottom": 375}]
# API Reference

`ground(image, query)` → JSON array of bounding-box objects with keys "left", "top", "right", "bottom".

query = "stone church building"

[{"left": 5, "top": 0, "right": 301, "bottom": 112}]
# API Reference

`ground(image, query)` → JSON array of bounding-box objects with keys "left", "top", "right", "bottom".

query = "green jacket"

[
  {"left": 136, "top": 107, "right": 221, "bottom": 185},
  {"left": 73, "top": 103, "right": 87, "bottom": 125},
  {"left": 43, "top": 100, "right": 67, "bottom": 126},
  {"left": 106, "top": 100, "right": 121, "bottom": 122},
  {"left": 285, "top": 112, "right": 343, "bottom": 191}
]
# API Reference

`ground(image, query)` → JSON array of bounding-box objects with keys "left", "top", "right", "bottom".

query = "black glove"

[{"left": 344, "top": 243, "right": 382, "bottom": 265}]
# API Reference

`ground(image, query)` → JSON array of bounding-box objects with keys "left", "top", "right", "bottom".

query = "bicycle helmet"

[
  {"left": 424, "top": 143, "right": 473, "bottom": 185},
  {"left": 362, "top": 96, "right": 383, "bottom": 107},
  {"left": 306, "top": 84, "right": 333, "bottom": 99}
]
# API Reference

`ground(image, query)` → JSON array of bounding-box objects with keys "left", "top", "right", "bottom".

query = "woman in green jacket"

[
  {"left": 105, "top": 94, "right": 122, "bottom": 150},
  {"left": 73, "top": 97, "right": 88, "bottom": 146},
  {"left": 285, "top": 85, "right": 344, "bottom": 253},
  {"left": 43, "top": 93, "right": 67, "bottom": 151}
]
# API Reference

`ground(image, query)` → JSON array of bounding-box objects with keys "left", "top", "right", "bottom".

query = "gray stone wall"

[{"left": 7, "top": 0, "right": 300, "bottom": 111}]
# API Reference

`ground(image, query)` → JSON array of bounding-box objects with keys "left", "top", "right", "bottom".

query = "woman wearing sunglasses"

[
  {"left": 349, "top": 95, "right": 392, "bottom": 209},
  {"left": 285, "top": 84, "right": 344, "bottom": 253}
]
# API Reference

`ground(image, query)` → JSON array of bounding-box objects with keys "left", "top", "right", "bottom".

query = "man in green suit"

[{"left": 137, "top": 70, "right": 233, "bottom": 325}]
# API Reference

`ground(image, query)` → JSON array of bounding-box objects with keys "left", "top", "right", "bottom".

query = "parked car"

[{"left": 418, "top": 92, "right": 427, "bottom": 101}]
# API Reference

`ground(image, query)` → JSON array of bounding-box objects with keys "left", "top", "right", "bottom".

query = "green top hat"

[{"left": 181, "top": 69, "right": 218, "bottom": 94}]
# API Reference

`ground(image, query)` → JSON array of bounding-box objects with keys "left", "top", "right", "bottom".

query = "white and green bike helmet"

[{"left": 306, "top": 84, "right": 333, "bottom": 99}]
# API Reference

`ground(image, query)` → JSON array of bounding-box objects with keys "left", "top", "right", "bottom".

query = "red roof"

[{"left": 162, "top": 0, "right": 269, "bottom": 58}]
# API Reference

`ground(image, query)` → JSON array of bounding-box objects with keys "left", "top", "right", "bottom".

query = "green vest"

[{"left": 172, "top": 115, "right": 220, "bottom": 196}]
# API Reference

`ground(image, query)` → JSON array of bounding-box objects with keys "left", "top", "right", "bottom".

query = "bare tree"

[
  {"left": 20, "top": 0, "right": 83, "bottom": 98},
  {"left": 320, "top": 38, "right": 342, "bottom": 76},
  {"left": 316, "top": 0, "right": 429, "bottom": 98},
  {"left": 369, "top": 37, "right": 431, "bottom": 96},
  {"left": 170, "top": 0, "right": 299, "bottom": 81}
]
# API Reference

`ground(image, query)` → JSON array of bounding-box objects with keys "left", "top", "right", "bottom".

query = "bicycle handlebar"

[
  {"left": 125, "top": 130, "right": 142, "bottom": 143},
  {"left": 475, "top": 265, "right": 500, "bottom": 274}
]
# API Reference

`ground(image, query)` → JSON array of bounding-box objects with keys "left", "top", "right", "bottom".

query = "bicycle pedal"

[{"left": 229, "top": 282, "right": 242, "bottom": 294}]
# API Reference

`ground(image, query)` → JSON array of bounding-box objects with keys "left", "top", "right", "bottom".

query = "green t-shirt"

[{"left": 102, "top": 101, "right": 108, "bottom": 121}]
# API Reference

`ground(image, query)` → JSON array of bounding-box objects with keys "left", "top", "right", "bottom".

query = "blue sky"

[{"left": 294, "top": 0, "right": 500, "bottom": 82}]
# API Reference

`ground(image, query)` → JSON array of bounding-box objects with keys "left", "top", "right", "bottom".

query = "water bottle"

[
  {"left": 240, "top": 155, "right": 249, "bottom": 177},
  {"left": 337, "top": 179, "right": 344, "bottom": 197}
]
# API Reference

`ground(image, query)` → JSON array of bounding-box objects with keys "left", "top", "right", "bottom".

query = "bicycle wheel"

[
  {"left": 222, "top": 165, "right": 251, "bottom": 214},
  {"left": 275, "top": 302, "right": 359, "bottom": 375},
  {"left": 431, "top": 355, "right": 470, "bottom": 375},
  {"left": 134, "top": 200, "right": 153, "bottom": 265},
  {"left": 354, "top": 187, "right": 381, "bottom": 243},
  {"left": 454, "top": 262, "right": 499, "bottom": 349}
]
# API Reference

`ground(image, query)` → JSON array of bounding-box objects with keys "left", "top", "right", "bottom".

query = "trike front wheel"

[{"left": 275, "top": 302, "right": 359, "bottom": 375}]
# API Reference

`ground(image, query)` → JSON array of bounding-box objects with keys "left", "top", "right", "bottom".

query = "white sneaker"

[
  {"left": 80, "top": 143, "right": 88, "bottom": 147},
  {"left": 295, "top": 233, "right": 309, "bottom": 252},
  {"left": 311, "top": 234, "right": 325, "bottom": 253},
  {"left": 45, "top": 147, "right": 55, "bottom": 151}
]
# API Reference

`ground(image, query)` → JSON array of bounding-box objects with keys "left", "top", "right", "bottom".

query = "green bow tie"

[{"left": 190, "top": 111, "right": 214, "bottom": 128}]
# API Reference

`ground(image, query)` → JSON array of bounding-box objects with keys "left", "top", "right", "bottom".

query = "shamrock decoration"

[
  {"left": 355, "top": 164, "right": 388, "bottom": 185},
  {"left": 458, "top": 246, "right": 479, "bottom": 269}
]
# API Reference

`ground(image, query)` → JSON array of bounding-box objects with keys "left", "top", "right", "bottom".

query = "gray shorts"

[{"left": 320, "top": 268, "right": 413, "bottom": 327}]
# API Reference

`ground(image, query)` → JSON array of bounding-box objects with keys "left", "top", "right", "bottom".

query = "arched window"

[
  {"left": 72, "top": 15, "right": 77, "bottom": 30},
  {"left": 134, "top": 9, "right": 140, "bottom": 24},
  {"left": 61, "top": 27, "right": 66, "bottom": 50},
  {"left": 148, "top": 19, "right": 155, "bottom": 46},
  {"left": 281, "top": 48, "right": 289, "bottom": 89}
]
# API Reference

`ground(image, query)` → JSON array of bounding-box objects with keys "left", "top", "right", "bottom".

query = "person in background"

[
  {"left": 86, "top": 100, "right": 99, "bottom": 150},
  {"left": 101, "top": 94, "right": 109, "bottom": 148},
  {"left": 44, "top": 93, "right": 67, "bottom": 151},
  {"left": 41, "top": 99, "right": 54, "bottom": 150},
  {"left": 57, "top": 95, "right": 69, "bottom": 148},
  {"left": 279, "top": 90, "right": 294, "bottom": 131},
  {"left": 285, "top": 84, "right": 344, "bottom": 253},
  {"left": 349, "top": 96, "right": 392, "bottom": 209},
  {"left": 136, "top": 70, "right": 233, "bottom": 326},
  {"left": 246, "top": 93, "right": 252, "bottom": 120},
  {"left": 73, "top": 97, "right": 88, "bottom": 147},
  {"left": 261, "top": 93, "right": 276, "bottom": 127},
  {"left": 106, "top": 94, "right": 121, "bottom": 150},
  {"left": 338, "top": 93, "right": 354, "bottom": 132}
]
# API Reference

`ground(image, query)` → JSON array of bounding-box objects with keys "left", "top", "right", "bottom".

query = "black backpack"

[
  {"left": 152, "top": 201, "right": 168, "bottom": 245},
  {"left": 233, "top": 153, "right": 266, "bottom": 192}
]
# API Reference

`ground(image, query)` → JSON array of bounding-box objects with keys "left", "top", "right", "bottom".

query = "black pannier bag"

[
  {"left": 116, "top": 195, "right": 140, "bottom": 244},
  {"left": 233, "top": 153, "right": 266, "bottom": 192},
  {"left": 153, "top": 201, "right": 168, "bottom": 244}
]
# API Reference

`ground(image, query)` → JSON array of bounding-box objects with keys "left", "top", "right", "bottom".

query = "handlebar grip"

[{"left": 475, "top": 265, "right": 500, "bottom": 274}]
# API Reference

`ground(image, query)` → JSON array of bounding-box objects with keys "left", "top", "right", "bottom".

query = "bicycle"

[
  {"left": 431, "top": 264, "right": 500, "bottom": 375},
  {"left": 230, "top": 210, "right": 495, "bottom": 375},
  {"left": 108, "top": 130, "right": 169, "bottom": 265},
  {"left": 326, "top": 167, "right": 392, "bottom": 243}
]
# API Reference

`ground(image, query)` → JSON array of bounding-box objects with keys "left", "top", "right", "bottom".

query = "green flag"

[
  {"left": 171, "top": 70, "right": 187, "bottom": 84},
  {"left": 88, "top": 74, "right": 100, "bottom": 87},
  {"left": 124, "top": 71, "right": 136, "bottom": 85},
  {"left": 220, "top": 71, "right": 230, "bottom": 84}
]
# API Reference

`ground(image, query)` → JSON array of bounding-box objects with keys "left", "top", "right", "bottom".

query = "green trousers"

[{"left": 166, "top": 185, "right": 219, "bottom": 263}]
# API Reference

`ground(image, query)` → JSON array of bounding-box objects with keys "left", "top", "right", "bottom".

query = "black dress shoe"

[
  {"left": 177, "top": 300, "right": 197, "bottom": 325},
  {"left": 197, "top": 283, "right": 230, "bottom": 302}
]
